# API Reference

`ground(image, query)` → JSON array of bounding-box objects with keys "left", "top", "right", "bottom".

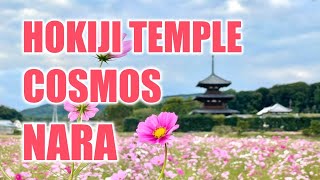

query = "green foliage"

[
  {"left": 19, "top": 81, "right": 320, "bottom": 123},
  {"left": 103, "top": 103, "right": 133, "bottom": 120},
  {"left": 132, "top": 108, "right": 159, "bottom": 120},
  {"left": 212, "top": 115, "right": 225, "bottom": 125},
  {"left": 102, "top": 103, "right": 133, "bottom": 127},
  {"left": 228, "top": 82, "right": 320, "bottom": 113},
  {"left": 302, "top": 120, "right": 320, "bottom": 136},
  {"left": 310, "top": 120, "right": 320, "bottom": 135},
  {"left": 123, "top": 118, "right": 140, "bottom": 132},
  {"left": 0, "top": 105, "right": 23, "bottom": 120},
  {"left": 225, "top": 116, "right": 320, "bottom": 132},
  {"left": 213, "top": 125, "right": 233, "bottom": 136},
  {"left": 237, "top": 120, "right": 250, "bottom": 135},
  {"left": 161, "top": 97, "right": 200, "bottom": 116},
  {"left": 302, "top": 128, "right": 312, "bottom": 136},
  {"left": 224, "top": 116, "right": 238, "bottom": 126},
  {"left": 178, "top": 115, "right": 214, "bottom": 132}
]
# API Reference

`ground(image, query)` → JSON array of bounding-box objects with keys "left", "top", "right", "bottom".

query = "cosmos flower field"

[{"left": 1, "top": 133, "right": 320, "bottom": 180}]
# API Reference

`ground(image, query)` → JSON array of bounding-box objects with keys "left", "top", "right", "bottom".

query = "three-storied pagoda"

[{"left": 193, "top": 56, "right": 238, "bottom": 115}]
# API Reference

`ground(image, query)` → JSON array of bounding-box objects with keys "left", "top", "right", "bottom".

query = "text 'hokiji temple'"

[{"left": 192, "top": 56, "right": 239, "bottom": 115}]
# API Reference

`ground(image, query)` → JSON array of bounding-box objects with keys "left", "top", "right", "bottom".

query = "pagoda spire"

[{"left": 211, "top": 55, "right": 215, "bottom": 75}]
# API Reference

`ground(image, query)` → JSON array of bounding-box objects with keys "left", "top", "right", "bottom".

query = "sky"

[{"left": 0, "top": 0, "right": 319, "bottom": 110}]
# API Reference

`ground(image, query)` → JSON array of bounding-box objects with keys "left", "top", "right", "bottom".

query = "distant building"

[
  {"left": 257, "top": 103, "right": 292, "bottom": 116},
  {"left": 0, "top": 120, "right": 16, "bottom": 135},
  {"left": 192, "top": 56, "right": 238, "bottom": 115}
]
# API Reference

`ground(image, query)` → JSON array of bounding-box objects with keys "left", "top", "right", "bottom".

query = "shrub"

[
  {"left": 237, "top": 120, "right": 250, "bottom": 135},
  {"left": 302, "top": 128, "right": 312, "bottom": 136},
  {"left": 212, "top": 115, "right": 225, "bottom": 125},
  {"left": 123, "top": 118, "right": 140, "bottom": 132},
  {"left": 213, "top": 125, "right": 233, "bottom": 136},
  {"left": 178, "top": 115, "right": 214, "bottom": 132},
  {"left": 310, "top": 120, "right": 320, "bottom": 135},
  {"left": 224, "top": 116, "right": 238, "bottom": 126},
  {"left": 132, "top": 108, "right": 158, "bottom": 120},
  {"left": 224, "top": 116, "right": 320, "bottom": 132}
]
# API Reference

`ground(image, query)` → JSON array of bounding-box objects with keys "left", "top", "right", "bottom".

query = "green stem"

[
  {"left": 157, "top": 143, "right": 168, "bottom": 180},
  {"left": 77, "top": 109, "right": 83, "bottom": 123},
  {"left": 70, "top": 113, "right": 83, "bottom": 179},
  {"left": 68, "top": 162, "right": 75, "bottom": 180},
  {"left": 99, "top": 61, "right": 103, "bottom": 68},
  {"left": 0, "top": 165, "right": 12, "bottom": 180}
]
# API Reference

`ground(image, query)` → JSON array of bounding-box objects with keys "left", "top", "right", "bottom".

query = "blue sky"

[{"left": 0, "top": 0, "right": 319, "bottom": 110}]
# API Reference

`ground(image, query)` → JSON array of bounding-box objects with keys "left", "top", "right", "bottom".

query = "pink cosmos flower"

[
  {"left": 96, "top": 33, "right": 132, "bottom": 67},
  {"left": 65, "top": 166, "right": 71, "bottom": 174},
  {"left": 110, "top": 170, "right": 126, "bottom": 180},
  {"left": 164, "top": 171, "right": 177, "bottom": 179},
  {"left": 136, "top": 112, "right": 179, "bottom": 145},
  {"left": 64, "top": 101, "right": 99, "bottom": 121},
  {"left": 150, "top": 155, "right": 164, "bottom": 166},
  {"left": 15, "top": 174, "right": 22, "bottom": 180},
  {"left": 176, "top": 168, "right": 184, "bottom": 175},
  {"left": 110, "top": 33, "right": 132, "bottom": 58},
  {"left": 221, "top": 171, "right": 230, "bottom": 179}
]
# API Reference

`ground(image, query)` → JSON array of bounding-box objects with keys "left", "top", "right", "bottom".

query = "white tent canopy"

[
  {"left": 257, "top": 103, "right": 292, "bottom": 116},
  {"left": 0, "top": 120, "right": 16, "bottom": 134}
]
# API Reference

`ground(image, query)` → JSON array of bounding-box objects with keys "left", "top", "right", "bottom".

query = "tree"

[
  {"left": 0, "top": 105, "right": 23, "bottom": 120},
  {"left": 237, "top": 120, "right": 250, "bottom": 135},
  {"left": 132, "top": 108, "right": 159, "bottom": 120},
  {"left": 102, "top": 103, "right": 133, "bottom": 127},
  {"left": 314, "top": 87, "right": 320, "bottom": 110},
  {"left": 161, "top": 97, "right": 200, "bottom": 116}
]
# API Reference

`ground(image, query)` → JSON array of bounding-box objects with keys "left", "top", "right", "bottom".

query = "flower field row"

[{"left": 1, "top": 133, "right": 320, "bottom": 180}]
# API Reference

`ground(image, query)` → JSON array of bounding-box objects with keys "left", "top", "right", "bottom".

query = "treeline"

[
  {"left": 96, "top": 97, "right": 201, "bottom": 130},
  {"left": 14, "top": 81, "right": 320, "bottom": 123},
  {"left": 0, "top": 105, "right": 23, "bottom": 120},
  {"left": 227, "top": 82, "right": 320, "bottom": 114}
]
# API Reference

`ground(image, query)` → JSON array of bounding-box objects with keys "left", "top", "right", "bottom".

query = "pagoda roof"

[
  {"left": 197, "top": 74, "right": 231, "bottom": 87},
  {"left": 192, "top": 109, "right": 239, "bottom": 115},
  {"left": 195, "top": 94, "right": 234, "bottom": 100}
]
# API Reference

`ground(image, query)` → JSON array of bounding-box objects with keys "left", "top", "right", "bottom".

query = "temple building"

[{"left": 193, "top": 56, "right": 239, "bottom": 115}]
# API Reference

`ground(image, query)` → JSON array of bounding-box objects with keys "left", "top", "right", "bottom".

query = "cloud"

[
  {"left": 269, "top": 0, "right": 292, "bottom": 8},
  {"left": 22, "top": 8, "right": 51, "bottom": 19},
  {"left": 250, "top": 65, "right": 320, "bottom": 84},
  {"left": 270, "top": 31, "right": 320, "bottom": 46},
  {"left": 226, "top": 0, "right": 248, "bottom": 14},
  {"left": 0, "top": 0, "right": 319, "bottom": 110},
  {"left": 38, "top": 0, "right": 71, "bottom": 6}
]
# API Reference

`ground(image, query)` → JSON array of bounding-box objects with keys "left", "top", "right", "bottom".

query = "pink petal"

[
  {"left": 110, "top": 40, "right": 132, "bottom": 58},
  {"left": 111, "top": 53, "right": 127, "bottom": 58},
  {"left": 64, "top": 101, "right": 77, "bottom": 112},
  {"left": 81, "top": 113, "right": 90, "bottom": 121},
  {"left": 157, "top": 135, "right": 171, "bottom": 145},
  {"left": 87, "top": 107, "right": 99, "bottom": 114},
  {"left": 136, "top": 122, "right": 154, "bottom": 134},
  {"left": 167, "top": 124, "right": 179, "bottom": 134},
  {"left": 144, "top": 114, "right": 159, "bottom": 129},
  {"left": 158, "top": 112, "right": 178, "bottom": 129},
  {"left": 122, "top": 33, "right": 127, "bottom": 40},
  {"left": 84, "top": 110, "right": 98, "bottom": 119},
  {"left": 139, "top": 135, "right": 157, "bottom": 144},
  {"left": 68, "top": 112, "right": 79, "bottom": 121},
  {"left": 87, "top": 103, "right": 98, "bottom": 109},
  {"left": 122, "top": 40, "right": 132, "bottom": 54}
]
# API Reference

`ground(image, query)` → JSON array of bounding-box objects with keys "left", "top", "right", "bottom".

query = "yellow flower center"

[{"left": 153, "top": 127, "right": 167, "bottom": 139}]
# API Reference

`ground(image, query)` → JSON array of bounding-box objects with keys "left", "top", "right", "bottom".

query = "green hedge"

[
  {"left": 122, "top": 114, "right": 320, "bottom": 132},
  {"left": 178, "top": 115, "right": 215, "bottom": 132},
  {"left": 123, "top": 118, "right": 140, "bottom": 132},
  {"left": 225, "top": 116, "right": 320, "bottom": 131}
]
